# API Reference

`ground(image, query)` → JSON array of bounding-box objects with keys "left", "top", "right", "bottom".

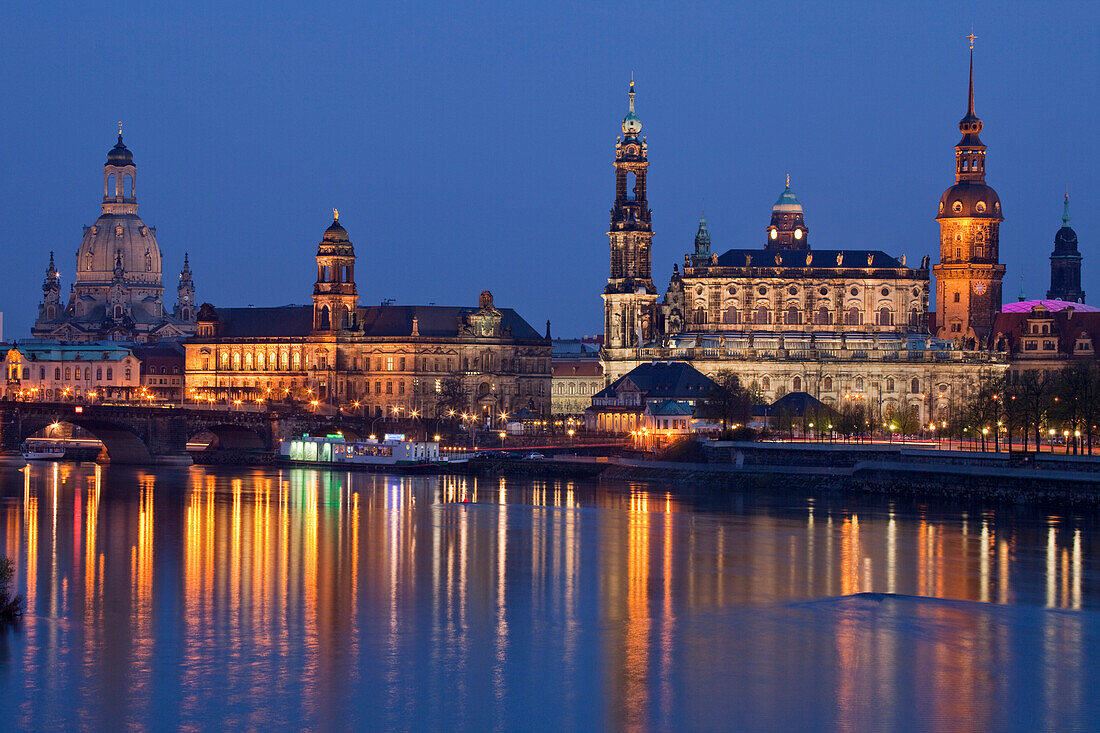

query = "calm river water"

[{"left": 0, "top": 463, "right": 1097, "bottom": 730}]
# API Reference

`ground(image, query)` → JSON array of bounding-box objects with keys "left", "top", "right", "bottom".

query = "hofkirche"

[{"left": 600, "top": 49, "right": 1021, "bottom": 426}]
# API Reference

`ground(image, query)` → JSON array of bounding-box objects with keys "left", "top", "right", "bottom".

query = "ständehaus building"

[{"left": 601, "top": 55, "right": 1007, "bottom": 426}]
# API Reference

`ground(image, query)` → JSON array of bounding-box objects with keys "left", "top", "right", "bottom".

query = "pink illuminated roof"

[{"left": 1001, "top": 299, "right": 1100, "bottom": 313}]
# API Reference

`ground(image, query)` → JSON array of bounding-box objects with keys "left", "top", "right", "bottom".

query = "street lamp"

[{"left": 498, "top": 430, "right": 506, "bottom": 449}]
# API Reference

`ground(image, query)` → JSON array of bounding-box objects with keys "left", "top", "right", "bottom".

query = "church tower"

[
  {"left": 175, "top": 253, "right": 197, "bottom": 321},
  {"left": 933, "top": 42, "right": 1005, "bottom": 345},
  {"left": 38, "top": 252, "right": 62, "bottom": 322},
  {"left": 602, "top": 80, "right": 658, "bottom": 350},
  {"left": 1047, "top": 194, "right": 1084, "bottom": 302},
  {"left": 312, "top": 210, "right": 358, "bottom": 332},
  {"left": 765, "top": 176, "right": 809, "bottom": 251}
]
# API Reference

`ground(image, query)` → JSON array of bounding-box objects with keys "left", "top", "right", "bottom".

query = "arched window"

[
  {"left": 244, "top": 352, "right": 253, "bottom": 369},
  {"left": 755, "top": 306, "right": 770, "bottom": 325},
  {"left": 220, "top": 352, "right": 229, "bottom": 368},
  {"left": 724, "top": 306, "right": 739, "bottom": 324},
  {"left": 793, "top": 376, "right": 802, "bottom": 392},
  {"left": 879, "top": 307, "right": 892, "bottom": 326},
  {"left": 232, "top": 353, "right": 241, "bottom": 370},
  {"left": 319, "top": 305, "right": 330, "bottom": 330},
  {"left": 845, "top": 307, "right": 861, "bottom": 326},
  {"left": 125, "top": 368, "right": 132, "bottom": 381},
  {"left": 762, "top": 376, "right": 771, "bottom": 391},
  {"left": 855, "top": 376, "right": 864, "bottom": 391},
  {"left": 96, "top": 368, "right": 102, "bottom": 381},
  {"left": 256, "top": 352, "right": 265, "bottom": 370},
  {"left": 909, "top": 309, "right": 918, "bottom": 327},
  {"left": 84, "top": 368, "right": 90, "bottom": 381},
  {"left": 65, "top": 368, "right": 71, "bottom": 380},
  {"left": 816, "top": 307, "right": 830, "bottom": 325},
  {"left": 124, "top": 174, "right": 133, "bottom": 198},
  {"left": 106, "top": 173, "right": 116, "bottom": 197},
  {"left": 694, "top": 306, "right": 707, "bottom": 325},
  {"left": 911, "top": 378, "right": 920, "bottom": 394},
  {"left": 886, "top": 377, "right": 895, "bottom": 391},
  {"left": 787, "top": 307, "right": 801, "bottom": 325},
  {"left": 824, "top": 376, "right": 833, "bottom": 390}
]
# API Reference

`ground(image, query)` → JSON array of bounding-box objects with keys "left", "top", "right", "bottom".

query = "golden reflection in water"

[{"left": 621, "top": 489, "right": 651, "bottom": 729}]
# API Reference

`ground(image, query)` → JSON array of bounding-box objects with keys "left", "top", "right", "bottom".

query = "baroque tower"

[
  {"left": 765, "top": 176, "right": 809, "bottom": 250},
  {"left": 1047, "top": 194, "right": 1084, "bottom": 302},
  {"left": 175, "top": 253, "right": 196, "bottom": 321},
  {"left": 933, "top": 42, "right": 1005, "bottom": 345},
  {"left": 602, "top": 80, "right": 657, "bottom": 350},
  {"left": 312, "top": 210, "right": 358, "bottom": 332}
]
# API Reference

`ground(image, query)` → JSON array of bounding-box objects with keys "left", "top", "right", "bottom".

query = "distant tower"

[
  {"left": 690, "top": 214, "right": 711, "bottom": 266},
  {"left": 765, "top": 175, "right": 809, "bottom": 250},
  {"left": 175, "top": 253, "right": 197, "bottom": 321},
  {"left": 933, "top": 42, "right": 1005, "bottom": 345},
  {"left": 602, "top": 80, "right": 658, "bottom": 350},
  {"left": 312, "top": 210, "right": 358, "bottom": 332},
  {"left": 1047, "top": 194, "right": 1084, "bottom": 302},
  {"left": 38, "top": 251, "right": 62, "bottom": 322}
]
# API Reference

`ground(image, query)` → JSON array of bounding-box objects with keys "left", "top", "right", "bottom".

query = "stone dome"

[
  {"left": 937, "top": 182, "right": 1002, "bottom": 220},
  {"left": 323, "top": 219, "right": 349, "bottom": 243},
  {"left": 106, "top": 135, "right": 134, "bottom": 167},
  {"left": 74, "top": 213, "right": 163, "bottom": 286}
]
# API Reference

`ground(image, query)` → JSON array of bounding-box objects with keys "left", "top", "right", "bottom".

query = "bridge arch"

[
  {"left": 187, "top": 423, "right": 270, "bottom": 452},
  {"left": 15, "top": 417, "right": 154, "bottom": 464}
]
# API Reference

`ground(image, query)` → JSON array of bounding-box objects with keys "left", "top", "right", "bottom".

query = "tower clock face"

[
  {"left": 769, "top": 229, "right": 778, "bottom": 240},
  {"left": 974, "top": 283, "right": 987, "bottom": 295},
  {"left": 794, "top": 229, "right": 803, "bottom": 240}
]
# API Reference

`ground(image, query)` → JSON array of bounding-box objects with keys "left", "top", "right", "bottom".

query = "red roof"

[{"left": 552, "top": 360, "right": 603, "bottom": 377}]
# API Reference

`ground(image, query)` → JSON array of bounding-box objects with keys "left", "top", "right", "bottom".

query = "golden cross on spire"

[
  {"left": 117, "top": 120, "right": 123, "bottom": 137},
  {"left": 967, "top": 32, "right": 977, "bottom": 50},
  {"left": 786, "top": 173, "right": 790, "bottom": 188}
]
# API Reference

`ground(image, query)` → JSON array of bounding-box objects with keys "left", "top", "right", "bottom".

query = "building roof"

[
  {"left": 752, "top": 391, "right": 833, "bottom": 418},
  {"left": 552, "top": 339, "right": 602, "bottom": 358},
  {"left": 8, "top": 341, "right": 136, "bottom": 362},
  {"left": 1001, "top": 299, "right": 1098, "bottom": 314},
  {"left": 202, "top": 303, "right": 545, "bottom": 341},
  {"left": 713, "top": 248, "right": 908, "bottom": 269},
  {"left": 646, "top": 399, "right": 694, "bottom": 416},
  {"left": 130, "top": 342, "right": 185, "bottom": 360},
  {"left": 594, "top": 361, "right": 716, "bottom": 402},
  {"left": 552, "top": 360, "right": 603, "bottom": 377}
]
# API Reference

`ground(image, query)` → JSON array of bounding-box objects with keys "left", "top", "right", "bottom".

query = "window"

[
  {"left": 84, "top": 368, "right": 90, "bottom": 381},
  {"left": 793, "top": 376, "right": 802, "bottom": 392},
  {"left": 375, "top": 381, "right": 381, "bottom": 395},
  {"left": 816, "top": 307, "right": 830, "bottom": 325},
  {"left": 386, "top": 381, "right": 393, "bottom": 394},
  {"left": 398, "top": 382, "right": 405, "bottom": 395},
  {"left": 65, "top": 368, "right": 71, "bottom": 380},
  {"left": 879, "top": 307, "right": 892, "bottom": 326},
  {"left": 724, "top": 306, "right": 739, "bottom": 324},
  {"left": 40, "top": 368, "right": 45, "bottom": 380},
  {"left": 953, "top": 292, "right": 960, "bottom": 303},
  {"left": 886, "top": 378, "right": 895, "bottom": 391},
  {"left": 855, "top": 377, "right": 864, "bottom": 391},
  {"left": 107, "top": 368, "right": 113, "bottom": 380},
  {"left": 55, "top": 368, "right": 61, "bottom": 380},
  {"left": 762, "top": 377, "right": 771, "bottom": 391},
  {"left": 201, "top": 358, "right": 209, "bottom": 371},
  {"left": 386, "top": 356, "right": 394, "bottom": 371},
  {"left": 787, "top": 307, "right": 801, "bottom": 325},
  {"left": 399, "top": 356, "right": 406, "bottom": 371},
  {"left": 754, "top": 306, "right": 769, "bottom": 325},
  {"left": 292, "top": 352, "right": 301, "bottom": 370},
  {"left": 951, "top": 322, "right": 962, "bottom": 333},
  {"left": 845, "top": 308, "right": 861, "bottom": 326},
  {"left": 694, "top": 306, "right": 707, "bottom": 325},
  {"left": 910, "top": 378, "right": 920, "bottom": 394},
  {"left": 1043, "top": 340, "right": 1056, "bottom": 351},
  {"left": 125, "top": 368, "right": 132, "bottom": 381},
  {"left": 823, "top": 376, "right": 833, "bottom": 390}
]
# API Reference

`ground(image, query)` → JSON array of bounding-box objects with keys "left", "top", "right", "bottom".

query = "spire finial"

[
  {"left": 1063, "top": 190, "right": 1071, "bottom": 226},
  {"left": 966, "top": 36, "right": 976, "bottom": 117},
  {"left": 333, "top": 208, "right": 339, "bottom": 222},
  {"left": 786, "top": 173, "right": 790, "bottom": 188},
  {"left": 628, "top": 76, "right": 635, "bottom": 114},
  {"left": 117, "top": 120, "right": 123, "bottom": 139}
]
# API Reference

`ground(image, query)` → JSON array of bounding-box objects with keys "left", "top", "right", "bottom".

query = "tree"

[
  {"left": 698, "top": 370, "right": 753, "bottom": 429},
  {"left": 1017, "top": 370, "right": 1055, "bottom": 451},
  {"left": 0, "top": 557, "right": 23, "bottom": 626},
  {"left": 435, "top": 375, "right": 469, "bottom": 417}
]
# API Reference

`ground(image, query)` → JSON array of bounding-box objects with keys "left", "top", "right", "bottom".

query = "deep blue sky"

[{"left": 0, "top": 1, "right": 1096, "bottom": 340}]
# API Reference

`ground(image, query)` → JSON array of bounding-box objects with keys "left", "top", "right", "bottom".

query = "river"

[{"left": 0, "top": 463, "right": 1097, "bottom": 730}]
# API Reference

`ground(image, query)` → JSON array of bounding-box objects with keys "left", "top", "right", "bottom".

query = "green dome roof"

[{"left": 773, "top": 185, "right": 802, "bottom": 213}]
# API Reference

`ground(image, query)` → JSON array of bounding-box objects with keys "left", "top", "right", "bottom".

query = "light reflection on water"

[{"left": 0, "top": 464, "right": 1097, "bottom": 730}]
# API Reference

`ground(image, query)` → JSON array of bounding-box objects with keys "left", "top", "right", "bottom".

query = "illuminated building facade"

[
  {"left": 3, "top": 341, "right": 142, "bottom": 400},
  {"left": 598, "top": 78, "right": 1006, "bottom": 426},
  {"left": 31, "top": 131, "right": 196, "bottom": 342},
  {"left": 184, "top": 214, "right": 552, "bottom": 417}
]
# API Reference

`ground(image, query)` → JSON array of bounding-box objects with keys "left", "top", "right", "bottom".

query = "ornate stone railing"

[{"left": 613, "top": 346, "right": 1007, "bottom": 365}]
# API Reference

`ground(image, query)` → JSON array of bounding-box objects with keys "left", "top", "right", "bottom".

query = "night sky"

[{"left": 0, "top": 1, "right": 1096, "bottom": 340}]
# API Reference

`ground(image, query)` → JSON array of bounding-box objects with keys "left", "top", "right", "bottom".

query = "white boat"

[
  {"left": 22, "top": 445, "right": 65, "bottom": 461},
  {"left": 279, "top": 434, "right": 442, "bottom": 471}
]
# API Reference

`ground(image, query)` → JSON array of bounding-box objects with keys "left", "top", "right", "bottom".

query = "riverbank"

[{"left": 459, "top": 441, "right": 1100, "bottom": 505}]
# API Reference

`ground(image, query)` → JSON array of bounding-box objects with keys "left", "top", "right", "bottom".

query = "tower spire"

[
  {"left": 967, "top": 45, "right": 975, "bottom": 118},
  {"left": 1063, "top": 191, "right": 1071, "bottom": 226}
]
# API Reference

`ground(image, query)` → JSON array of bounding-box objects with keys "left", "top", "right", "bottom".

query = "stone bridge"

[{"left": 0, "top": 401, "right": 386, "bottom": 466}]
